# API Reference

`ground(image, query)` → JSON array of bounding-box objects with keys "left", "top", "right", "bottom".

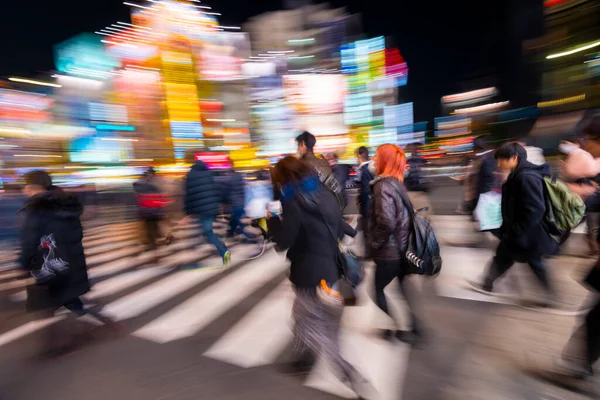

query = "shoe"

[
  {"left": 554, "top": 357, "right": 593, "bottom": 380},
  {"left": 279, "top": 355, "right": 315, "bottom": 376},
  {"left": 467, "top": 280, "right": 493, "bottom": 295},
  {"left": 223, "top": 251, "right": 231, "bottom": 266},
  {"left": 379, "top": 329, "right": 395, "bottom": 341}
]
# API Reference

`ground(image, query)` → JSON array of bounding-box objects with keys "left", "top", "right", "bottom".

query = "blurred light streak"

[
  {"left": 453, "top": 101, "right": 510, "bottom": 114},
  {"left": 0, "top": 127, "right": 31, "bottom": 135},
  {"left": 116, "top": 22, "right": 152, "bottom": 30},
  {"left": 123, "top": 2, "right": 149, "bottom": 9},
  {"left": 99, "top": 138, "right": 138, "bottom": 142},
  {"left": 102, "top": 40, "right": 138, "bottom": 48},
  {"left": 206, "top": 119, "right": 236, "bottom": 122},
  {"left": 288, "top": 55, "right": 314, "bottom": 60},
  {"left": 537, "top": 94, "right": 585, "bottom": 108},
  {"left": 119, "top": 158, "right": 154, "bottom": 162},
  {"left": 8, "top": 78, "right": 61, "bottom": 88},
  {"left": 95, "top": 124, "right": 135, "bottom": 131},
  {"left": 52, "top": 75, "right": 104, "bottom": 88},
  {"left": 288, "top": 38, "right": 315, "bottom": 44},
  {"left": 14, "top": 154, "right": 62, "bottom": 158},
  {"left": 547, "top": 40, "right": 600, "bottom": 59},
  {"left": 442, "top": 87, "right": 497, "bottom": 103}
]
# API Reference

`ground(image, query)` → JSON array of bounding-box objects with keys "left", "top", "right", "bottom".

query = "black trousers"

[
  {"left": 484, "top": 243, "right": 552, "bottom": 293},
  {"left": 143, "top": 218, "right": 162, "bottom": 250},
  {"left": 374, "top": 259, "right": 422, "bottom": 333}
]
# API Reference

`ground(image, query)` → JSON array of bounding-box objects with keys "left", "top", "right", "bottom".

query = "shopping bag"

[{"left": 474, "top": 191, "right": 502, "bottom": 231}]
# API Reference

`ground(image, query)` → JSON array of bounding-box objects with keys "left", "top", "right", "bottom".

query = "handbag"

[{"left": 318, "top": 214, "right": 364, "bottom": 306}]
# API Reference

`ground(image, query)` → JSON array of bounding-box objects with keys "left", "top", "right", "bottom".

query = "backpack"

[
  {"left": 389, "top": 181, "right": 442, "bottom": 276},
  {"left": 541, "top": 175, "right": 585, "bottom": 235}
]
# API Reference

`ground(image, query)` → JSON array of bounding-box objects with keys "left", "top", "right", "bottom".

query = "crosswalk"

[{"left": 0, "top": 218, "right": 591, "bottom": 400}]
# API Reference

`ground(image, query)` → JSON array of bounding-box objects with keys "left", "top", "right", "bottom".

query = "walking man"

[
  {"left": 472, "top": 143, "right": 558, "bottom": 306},
  {"left": 184, "top": 160, "right": 230, "bottom": 265}
]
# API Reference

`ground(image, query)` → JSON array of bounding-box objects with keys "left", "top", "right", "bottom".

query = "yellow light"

[
  {"left": 206, "top": 119, "right": 236, "bottom": 122},
  {"left": 537, "top": 94, "right": 586, "bottom": 108},
  {"left": 8, "top": 77, "right": 62, "bottom": 88},
  {"left": 14, "top": 154, "right": 62, "bottom": 158},
  {"left": 547, "top": 40, "right": 600, "bottom": 59}
]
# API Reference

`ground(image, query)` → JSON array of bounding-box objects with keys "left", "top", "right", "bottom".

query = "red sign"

[{"left": 194, "top": 152, "right": 231, "bottom": 169}]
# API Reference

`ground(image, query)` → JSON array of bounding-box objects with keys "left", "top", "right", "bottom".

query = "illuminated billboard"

[{"left": 283, "top": 75, "right": 346, "bottom": 114}]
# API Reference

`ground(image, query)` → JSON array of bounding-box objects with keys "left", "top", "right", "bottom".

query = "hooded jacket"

[
  {"left": 19, "top": 188, "right": 90, "bottom": 308},
  {"left": 184, "top": 161, "right": 222, "bottom": 217},
  {"left": 267, "top": 175, "right": 354, "bottom": 288},
  {"left": 500, "top": 161, "right": 558, "bottom": 260}
]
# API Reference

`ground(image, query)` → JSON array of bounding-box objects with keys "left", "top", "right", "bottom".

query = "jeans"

[
  {"left": 199, "top": 216, "right": 228, "bottom": 258},
  {"left": 484, "top": 243, "right": 552, "bottom": 294},
  {"left": 229, "top": 206, "right": 245, "bottom": 236},
  {"left": 587, "top": 212, "right": 600, "bottom": 254},
  {"left": 374, "top": 259, "right": 422, "bottom": 333}
]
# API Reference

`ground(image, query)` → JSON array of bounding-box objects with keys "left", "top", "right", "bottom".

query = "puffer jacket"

[
  {"left": 184, "top": 161, "right": 222, "bottom": 217},
  {"left": 370, "top": 177, "right": 412, "bottom": 261},
  {"left": 224, "top": 170, "right": 246, "bottom": 208}
]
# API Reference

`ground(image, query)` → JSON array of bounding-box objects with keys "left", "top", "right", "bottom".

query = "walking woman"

[
  {"left": 20, "top": 170, "right": 118, "bottom": 357},
  {"left": 370, "top": 144, "right": 425, "bottom": 344},
  {"left": 267, "top": 156, "right": 371, "bottom": 398}
]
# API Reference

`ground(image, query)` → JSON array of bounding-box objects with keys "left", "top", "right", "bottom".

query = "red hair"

[{"left": 376, "top": 144, "right": 407, "bottom": 181}]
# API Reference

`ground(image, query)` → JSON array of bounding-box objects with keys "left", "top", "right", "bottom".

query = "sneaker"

[
  {"left": 467, "top": 280, "right": 493, "bottom": 295},
  {"left": 223, "top": 251, "right": 231, "bottom": 266}
]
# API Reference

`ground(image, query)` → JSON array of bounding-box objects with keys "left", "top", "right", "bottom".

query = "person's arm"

[
  {"left": 370, "top": 182, "right": 398, "bottom": 251},
  {"left": 342, "top": 221, "right": 357, "bottom": 238},
  {"left": 19, "top": 212, "right": 40, "bottom": 271},
  {"left": 267, "top": 200, "right": 301, "bottom": 251}
]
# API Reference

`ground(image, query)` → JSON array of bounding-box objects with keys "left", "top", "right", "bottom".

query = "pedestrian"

[
  {"left": 0, "top": 184, "right": 25, "bottom": 253},
  {"left": 554, "top": 256, "right": 600, "bottom": 379},
  {"left": 356, "top": 146, "right": 375, "bottom": 241},
  {"left": 370, "top": 144, "right": 425, "bottom": 345},
  {"left": 133, "top": 168, "right": 168, "bottom": 252},
  {"left": 461, "top": 137, "right": 497, "bottom": 214},
  {"left": 471, "top": 143, "right": 558, "bottom": 306},
  {"left": 296, "top": 131, "right": 345, "bottom": 209},
  {"left": 184, "top": 159, "right": 230, "bottom": 265},
  {"left": 326, "top": 153, "right": 349, "bottom": 207},
  {"left": 221, "top": 168, "right": 246, "bottom": 238},
  {"left": 561, "top": 136, "right": 600, "bottom": 256},
  {"left": 19, "top": 170, "right": 118, "bottom": 358},
  {"left": 267, "top": 156, "right": 371, "bottom": 398}
]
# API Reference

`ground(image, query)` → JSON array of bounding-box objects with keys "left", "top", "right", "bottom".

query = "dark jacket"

[
  {"left": 357, "top": 162, "right": 375, "bottom": 216},
  {"left": 370, "top": 177, "right": 412, "bottom": 261},
  {"left": 222, "top": 170, "right": 246, "bottom": 208},
  {"left": 19, "top": 188, "right": 90, "bottom": 308},
  {"left": 500, "top": 161, "right": 558, "bottom": 261},
  {"left": 133, "top": 176, "right": 166, "bottom": 220},
  {"left": 267, "top": 175, "right": 354, "bottom": 288},
  {"left": 184, "top": 161, "right": 222, "bottom": 217},
  {"left": 302, "top": 152, "right": 332, "bottom": 178},
  {"left": 477, "top": 152, "right": 498, "bottom": 195}
]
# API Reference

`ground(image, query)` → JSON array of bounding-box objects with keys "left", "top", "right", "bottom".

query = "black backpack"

[{"left": 390, "top": 181, "right": 442, "bottom": 276}]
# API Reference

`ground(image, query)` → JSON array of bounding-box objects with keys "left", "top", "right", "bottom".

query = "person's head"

[
  {"left": 375, "top": 144, "right": 407, "bottom": 182},
  {"left": 271, "top": 156, "right": 314, "bottom": 189},
  {"left": 473, "top": 137, "right": 489, "bottom": 153},
  {"left": 495, "top": 142, "right": 527, "bottom": 172},
  {"left": 356, "top": 146, "right": 369, "bottom": 163},
  {"left": 582, "top": 116, "right": 600, "bottom": 140},
  {"left": 23, "top": 170, "right": 52, "bottom": 198},
  {"left": 295, "top": 131, "right": 316, "bottom": 157}
]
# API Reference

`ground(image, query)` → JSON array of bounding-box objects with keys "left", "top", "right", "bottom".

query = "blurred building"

[
  {"left": 243, "top": 3, "right": 362, "bottom": 72},
  {"left": 525, "top": 0, "right": 600, "bottom": 111}
]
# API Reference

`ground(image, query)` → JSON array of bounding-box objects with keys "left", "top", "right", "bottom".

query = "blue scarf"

[{"left": 281, "top": 175, "right": 319, "bottom": 201}]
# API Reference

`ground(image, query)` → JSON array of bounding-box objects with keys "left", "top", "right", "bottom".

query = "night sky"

[{"left": 0, "top": 0, "right": 508, "bottom": 121}]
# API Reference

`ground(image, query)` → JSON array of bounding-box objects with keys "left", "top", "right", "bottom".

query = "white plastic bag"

[{"left": 473, "top": 191, "right": 502, "bottom": 231}]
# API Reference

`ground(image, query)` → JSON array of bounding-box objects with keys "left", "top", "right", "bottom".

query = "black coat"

[
  {"left": 267, "top": 176, "right": 354, "bottom": 288},
  {"left": 500, "top": 161, "right": 558, "bottom": 261},
  {"left": 357, "top": 162, "right": 374, "bottom": 216},
  {"left": 222, "top": 170, "right": 246, "bottom": 208},
  {"left": 370, "top": 177, "right": 412, "bottom": 261},
  {"left": 477, "top": 153, "right": 498, "bottom": 195},
  {"left": 19, "top": 188, "right": 90, "bottom": 308},
  {"left": 184, "top": 161, "right": 222, "bottom": 217}
]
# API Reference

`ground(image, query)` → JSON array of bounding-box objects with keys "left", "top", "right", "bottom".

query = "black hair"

[
  {"left": 295, "top": 131, "right": 316, "bottom": 152},
  {"left": 473, "top": 137, "right": 489, "bottom": 152},
  {"left": 495, "top": 142, "right": 527, "bottom": 161},
  {"left": 24, "top": 170, "right": 53, "bottom": 190},
  {"left": 583, "top": 116, "right": 600, "bottom": 139},
  {"left": 357, "top": 146, "right": 369, "bottom": 160}
]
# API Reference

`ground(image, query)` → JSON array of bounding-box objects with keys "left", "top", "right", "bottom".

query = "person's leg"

[
  {"left": 481, "top": 243, "right": 515, "bottom": 291},
  {"left": 585, "top": 298, "right": 600, "bottom": 370},
  {"left": 374, "top": 260, "right": 400, "bottom": 327},
  {"left": 527, "top": 258, "right": 553, "bottom": 294},
  {"left": 229, "top": 206, "right": 244, "bottom": 237},
  {"left": 397, "top": 269, "right": 424, "bottom": 336},
  {"left": 201, "top": 216, "right": 228, "bottom": 258},
  {"left": 587, "top": 212, "right": 600, "bottom": 255}
]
